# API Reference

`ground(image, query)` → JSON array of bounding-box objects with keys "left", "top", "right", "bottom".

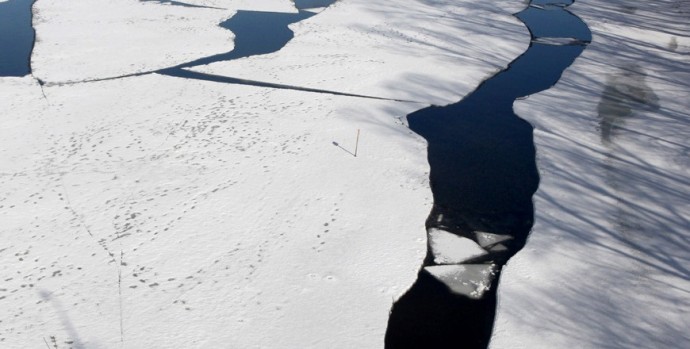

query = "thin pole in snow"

[{"left": 354, "top": 129, "right": 360, "bottom": 157}]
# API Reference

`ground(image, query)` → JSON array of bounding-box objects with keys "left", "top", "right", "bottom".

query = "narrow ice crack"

[
  {"left": 158, "top": 68, "right": 425, "bottom": 103},
  {"left": 59, "top": 176, "right": 117, "bottom": 263}
]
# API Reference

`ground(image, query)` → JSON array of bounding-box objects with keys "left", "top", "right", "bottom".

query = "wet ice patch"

[
  {"left": 428, "top": 228, "right": 487, "bottom": 264},
  {"left": 424, "top": 264, "right": 497, "bottom": 299}
]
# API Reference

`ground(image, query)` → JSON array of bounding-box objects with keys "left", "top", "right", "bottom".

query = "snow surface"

[
  {"left": 492, "top": 1, "right": 690, "bottom": 348},
  {"left": 1, "top": 0, "right": 530, "bottom": 348}
]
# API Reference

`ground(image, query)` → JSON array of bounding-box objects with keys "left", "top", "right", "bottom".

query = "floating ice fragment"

[
  {"left": 424, "top": 264, "right": 497, "bottom": 299},
  {"left": 533, "top": 37, "right": 589, "bottom": 46},
  {"left": 474, "top": 231, "right": 513, "bottom": 248},
  {"left": 428, "top": 228, "right": 487, "bottom": 264}
]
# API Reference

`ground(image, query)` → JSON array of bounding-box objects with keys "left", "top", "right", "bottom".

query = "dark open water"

[
  {"left": 0, "top": 0, "right": 35, "bottom": 76},
  {"left": 385, "top": 1, "right": 590, "bottom": 348}
]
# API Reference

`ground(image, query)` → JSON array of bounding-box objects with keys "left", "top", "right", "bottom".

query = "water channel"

[
  {"left": 385, "top": 1, "right": 590, "bottom": 348},
  {"left": 0, "top": 0, "right": 35, "bottom": 76},
  {"left": 172, "top": 10, "right": 317, "bottom": 70}
]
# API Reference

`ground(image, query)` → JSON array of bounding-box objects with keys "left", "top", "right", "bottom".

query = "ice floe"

[
  {"left": 425, "top": 264, "right": 497, "bottom": 299},
  {"left": 428, "top": 228, "right": 487, "bottom": 264}
]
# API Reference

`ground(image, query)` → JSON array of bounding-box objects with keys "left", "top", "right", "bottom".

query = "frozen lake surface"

[{"left": 2, "top": 0, "right": 687, "bottom": 348}]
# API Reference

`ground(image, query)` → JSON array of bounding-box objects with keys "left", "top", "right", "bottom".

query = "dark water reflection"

[
  {"left": 0, "top": 0, "right": 35, "bottom": 76},
  {"left": 385, "top": 2, "right": 589, "bottom": 348}
]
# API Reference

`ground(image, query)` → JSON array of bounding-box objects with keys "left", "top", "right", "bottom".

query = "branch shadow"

[
  {"left": 493, "top": 1, "right": 690, "bottom": 347},
  {"left": 38, "top": 290, "right": 89, "bottom": 349}
]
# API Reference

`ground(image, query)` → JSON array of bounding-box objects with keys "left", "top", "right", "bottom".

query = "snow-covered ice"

[
  {"left": 1, "top": 0, "right": 529, "bottom": 347},
  {"left": 12, "top": 0, "right": 686, "bottom": 347},
  {"left": 492, "top": 1, "right": 690, "bottom": 348}
]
